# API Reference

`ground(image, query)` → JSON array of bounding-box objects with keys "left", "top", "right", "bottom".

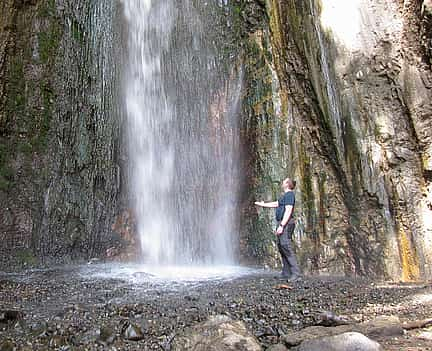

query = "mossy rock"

[{"left": 15, "top": 248, "right": 37, "bottom": 266}]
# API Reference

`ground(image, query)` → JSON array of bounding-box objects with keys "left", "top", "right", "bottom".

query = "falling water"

[
  {"left": 122, "top": 0, "right": 241, "bottom": 265},
  {"left": 309, "top": 0, "right": 344, "bottom": 156}
]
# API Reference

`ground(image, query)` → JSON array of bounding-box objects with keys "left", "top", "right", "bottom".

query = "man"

[{"left": 255, "top": 178, "right": 301, "bottom": 282}]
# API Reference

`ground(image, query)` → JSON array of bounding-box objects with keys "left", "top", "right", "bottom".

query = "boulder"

[
  {"left": 267, "top": 344, "right": 289, "bottom": 351},
  {"left": 49, "top": 336, "right": 68, "bottom": 348},
  {"left": 0, "top": 310, "right": 23, "bottom": 323},
  {"left": 418, "top": 331, "right": 432, "bottom": 341},
  {"left": 0, "top": 340, "right": 14, "bottom": 351},
  {"left": 283, "top": 326, "right": 352, "bottom": 347},
  {"left": 295, "top": 332, "right": 382, "bottom": 351},
  {"left": 123, "top": 322, "right": 145, "bottom": 341},
  {"left": 282, "top": 315, "right": 403, "bottom": 346},
  {"left": 315, "top": 311, "right": 351, "bottom": 327},
  {"left": 423, "top": 0, "right": 432, "bottom": 15},
  {"left": 360, "top": 316, "right": 404, "bottom": 338},
  {"left": 172, "top": 315, "right": 262, "bottom": 351},
  {"left": 98, "top": 326, "right": 117, "bottom": 345}
]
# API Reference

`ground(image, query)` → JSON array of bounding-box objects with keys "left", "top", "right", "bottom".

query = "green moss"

[
  {"left": 0, "top": 143, "right": 14, "bottom": 191},
  {"left": 298, "top": 140, "right": 315, "bottom": 230},
  {"left": 248, "top": 215, "right": 274, "bottom": 260},
  {"left": 317, "top": 171, "right": 327, "bottom": 235},
  {"left": 232, "top": 4, "right": 243, "bottom": 16},
  {"left": 38, "top": 27, "right": 62, "bottom": 64},
  {"left": 0, "top": 161, "right": 14, "bottom": 189},
  {"left": 343, "top": 117, "right": 362, "bottom": 196},
  {"left": 0, "top": 175, "right": 12, "bottom": 191},
  {"left": 16, "top": 248, "right": 37, "bottom": 266},
  {"left": 37, "top": 0, "right": 63, "bottom": 64},
  {"left": 37, "top": 0, "right": 56, "bottom": 18},
  {"left": 71, "top": 19, "right": 85, "bottom": 44},
  {"left": 0, "top": 142, "right": 9, "bottom": 166},
  {"left": 17, "top": 141, "right": 33, "bottom": 155},
  {"left": 5, "top": 58, "right": 26, "bottom": 120},
  {"left": 31, "top": 83, "right": 53, "bottom": 151}
]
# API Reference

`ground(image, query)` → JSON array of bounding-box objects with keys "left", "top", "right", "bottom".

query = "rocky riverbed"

[{"left": 1, "top": 264, "right": 432, "bottom": 350}]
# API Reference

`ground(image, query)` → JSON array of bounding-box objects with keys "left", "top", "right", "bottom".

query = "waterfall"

[
  {"left": 309, "top": 0, "right": 344, "bottom": 156},
  {"left": 122, "top": 0, "right": 240, "bottom": 265}
]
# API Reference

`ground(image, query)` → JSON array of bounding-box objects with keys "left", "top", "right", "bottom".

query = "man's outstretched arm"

[{"left": 254, "top": 201, "right": 279, "bottom": 208}]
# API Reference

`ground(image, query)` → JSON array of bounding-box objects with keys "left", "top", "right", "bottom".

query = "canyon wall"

[
  {"left": 0, "top": 0, "right": 123, "bottom": 267},
  {"left": 241, "top": 0, "right": 432, "bottom": 280},
  {"left": 1, "top": 0, "right": 431, "bottom": 281}
]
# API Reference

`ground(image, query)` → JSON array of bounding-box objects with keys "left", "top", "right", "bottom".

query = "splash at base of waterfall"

[{"left": 81, "top": 263, "right": 260, "bottom": 285}]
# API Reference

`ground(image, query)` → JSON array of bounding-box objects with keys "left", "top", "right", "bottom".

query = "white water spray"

[{"left": 122, "top": 0, "right": 240, "bottom": 266}]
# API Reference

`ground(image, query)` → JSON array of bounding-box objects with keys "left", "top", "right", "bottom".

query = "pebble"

[
  {"left": 123, "top": 322, "right": 145, "bottom": 341},
  {"left": 0, "top": 269, "right": 431, "bottom": 350}
]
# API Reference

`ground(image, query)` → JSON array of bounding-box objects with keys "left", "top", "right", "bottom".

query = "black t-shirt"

[{"left": 275, "top": 191, "right": 295, "bottom": 222}]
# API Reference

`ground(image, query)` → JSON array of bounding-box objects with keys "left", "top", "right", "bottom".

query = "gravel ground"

[{"left": 1, "top": 264, "right": 432, "bottom": 350}]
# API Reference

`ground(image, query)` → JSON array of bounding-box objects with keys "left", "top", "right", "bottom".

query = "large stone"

[
  {"left": 295, "top": 332, "right": 382, "bottom": 351},
  {"left": 267, "top": 344, "right": 288, "bottom": 351},
  {"left": 316, "top": 311, "right": 351, "bottom": 327},
  {"left": 360, "top": 316, "right": 404, "bottom": 337},
  {"left": 418, "top": 331, "right": 432, "bottom": 341},
  {"left": 423, "top": 0, "right": 432, "bottom": 15},
  {"left": 123, "top": 322, "right": 144, "bottom": 341},
  {"left": 98, "top": 326, "right": 117, "bottom": 345},
  {"left": 0, "top": 340, "right": 14, "bottom": 351},
  {"left": 172, "top": 315, "right": 262, "bottom": 351},
  {"left": 282, "top": 316, "right": 403, "bottom": 346},
  {"left": 49, "top": 336, "right": 67, "bottom": 348},
  {"left": 0, "top": 310, "right": 23, "bottom": 323}
]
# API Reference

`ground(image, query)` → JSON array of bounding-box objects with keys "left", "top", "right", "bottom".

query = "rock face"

[
  {"left": 172, "top": 315, "right": 262, "bottom": 351},
  {"left": 241, "top": 0, "right": 432, "bottom": 280},
  {"left": 0, "top": 0, "right": 431, "bottom": 280},
  {"left": 0, "top": 0, "right": 123, "bottom": 268}
]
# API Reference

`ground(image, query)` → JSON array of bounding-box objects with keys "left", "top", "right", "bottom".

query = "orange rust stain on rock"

[{"left": 399, "top": 228, "right": 420, "bottom": 282}]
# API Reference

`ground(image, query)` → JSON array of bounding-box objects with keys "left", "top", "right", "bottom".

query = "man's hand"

[
  {"left": 276, "top": 225, "right": 284, "bottom": 235},
  {"left": 254, "top": 201, "right": 265, "bottom": 207}
]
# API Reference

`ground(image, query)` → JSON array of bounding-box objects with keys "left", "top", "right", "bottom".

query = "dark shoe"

[
  {"left": 288, "top": 275, "right": 302, "bottom": 282},
  {"left": 274, "top": 273, "right": 290, "bottom": 280}
]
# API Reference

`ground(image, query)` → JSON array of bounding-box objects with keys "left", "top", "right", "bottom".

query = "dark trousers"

[{"left": 277, "top": 223, "right": 300, "bottom": 277}]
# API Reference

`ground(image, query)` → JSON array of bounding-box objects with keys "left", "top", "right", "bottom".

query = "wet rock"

[
  {"left": 283, "top": 315, "right": 404, "bottom": 346},
  {"left": 98, "top": 326, "right": 116, "bottom": 345},
  {"left": 0, "top": 340, "right": 14, "bottom": 351},
  {"left": 79, "top": 328, "right": 99, "bottom": 345},
  {"left": 132, "top": 272, "right": 155, "bottom": 280},
  {"left": 0, "top": 310, "right": 23, "bottom": 323},
  {"left": 87, "top": 258, "right": 101, "bottom": 265},
  {"left": 267, "top": 344, "right": 288, "bottom": 351},
  {"left": 418, "top": 330, "right": 432, "bottom": 341},
  {"left": 360, "top": 315, "right": 404, "bottom": 337},
  {"left": 184, "top": 294, "right": 199, "bottom": 302},
  {"left": 30, "top": 323, "right": 50, "bottom": 339},
  {"left": 423, "top": 0, "right": 432, "bottom": 15},
  {"left": 294, "top": 332, "right": 382, "bottom": 351},
  {"left": 315, "top": 311, "right": 351, "bottom": 327},
  {"left": 283, "top": 326, "right": 346, "bottom": 347},
  {"left": 49, "top": 335, "right": 68, "bottom": 348},
  {"left": 123, "top": 322, "right": 145, "bottom": 341},
  {"left": 172, "top": 315, "right": 262, "bottom": 351}
]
